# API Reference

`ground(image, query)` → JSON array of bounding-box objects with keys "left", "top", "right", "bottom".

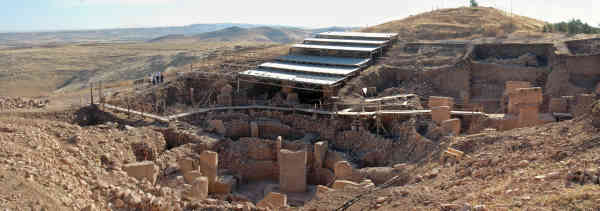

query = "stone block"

[
  {"left": 189, "top": 176, "right": 208, "bottom": 199},
  {"left": 431, "top": 106, "right": 451, "bottom": 125},
  {"left": 428, "top": 96, "right": 454, "bottom": 110},
  {"left": 183, "top": 170, "right": 203, "bottom": 184},
  {"left": 441, "top": 119, "right": 461, "bottom": 136},
  {"left": 308, "top": 167, "right": 335, "bottom": 186},
  {"left": 575, "top": 94, "right": 596, "bottom": 117},
  {"left": 316, "top": 185, "right": 334, "bottom": 193},
  {"left": 313, "top": 141, "right": 328, "bottom": 169},
  {"left": 242, "top": 160, "right": 278, "bottom": 181},
  {"left": 250, "top": 122, "right": 259, "bottom": 137},
  {"left": 257, "top": 192, "right": 287, "bottom": 209},
  {"left": 508, "top": 87, "right": 542, "bottom": 114},
  {"left": 504, "top": 81, "right": 531, "bottom": 96},
  {"left": 518, "top": 104, "right": 540, "bottom": 127},
  {"left": 334, "top": 161, "right": 354, "bottom": 180},
  {"left": 248, "top": 141, "right": 274, "bottom": 161},
  {"left": 212, "top": 175, "right": 237, "bottom": 194},
  {"left": 122, "top": 161, "right": 159, "bottom": 184},
  {"left": 324, "top": 150, "right": 349, "bottom": 170},
  {"left": 278, "top": 149, "right": 307, "bottom": 193},
  {"left": 358, "top": 167, "right": 403, "bottom": 185},
  {"left": 199, "top": 151, "right": 218, "bottom": 186},
  {"left": 332, "top": 180, "right": 360, "bottom": 190},
  {"left": 550, "top": 98, "right": 568, "bottom": 113},
  {"left": 177, "top": 158, "right": 196, "bottom": 173},
  {"left": 208, "top": 120, "right": 226, "bottom": 135},
  {"left": 315, "top": 185, "right": 334, "bottom": 198}
]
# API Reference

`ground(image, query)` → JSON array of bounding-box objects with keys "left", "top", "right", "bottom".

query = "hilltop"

[{"left": 363, "top": 7, "right": 546, "bottom": 40}]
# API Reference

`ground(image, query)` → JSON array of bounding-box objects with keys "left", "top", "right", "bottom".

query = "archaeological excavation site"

[{"left": 3, "top": 6, "right": 600, "bottom": 211}]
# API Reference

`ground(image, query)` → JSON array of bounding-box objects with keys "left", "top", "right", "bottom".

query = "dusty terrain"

[{"left": 0, "top": 41, "right": 285, "bottom": 97}]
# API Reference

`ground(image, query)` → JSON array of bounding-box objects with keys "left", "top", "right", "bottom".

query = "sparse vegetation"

[
  {"left": 470, "top": 0, "right": 479, "bottom": 7},
  {"left": 362, "top": 7, "right": 545, "bottom": 40},
  {"left": 543, "top": 19, "right": 600, "bottom": 34}
]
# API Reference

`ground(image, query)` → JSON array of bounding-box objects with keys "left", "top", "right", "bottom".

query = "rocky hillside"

[{"left": 363, "top": 7, "right": 546, "bottom": 40}]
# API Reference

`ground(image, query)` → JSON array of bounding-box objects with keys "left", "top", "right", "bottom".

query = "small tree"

[{"left": 470, "top": 0, "right": 479, "bottom": 7}]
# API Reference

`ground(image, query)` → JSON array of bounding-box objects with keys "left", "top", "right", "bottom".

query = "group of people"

[{"left": 150, "top": 72, "right": 164, "bottom": 85}]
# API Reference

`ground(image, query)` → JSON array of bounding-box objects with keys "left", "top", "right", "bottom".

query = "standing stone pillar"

[
  {"left": 199, "top": 151, "right": 218, "bottom": 192},
  {"left": 275, "top": 136, "right": 283, "bottom": 161},
  {"left": 278, "top": 149, "right": 307, "bottom": 193},
  {"left": 251, "top": 122, "right": 259, "bottom": 137}
]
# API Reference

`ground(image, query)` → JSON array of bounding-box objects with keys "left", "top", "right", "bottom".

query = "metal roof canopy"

[
  {"left": 304, "top": 38, "right": 389, "bottom": 46},
  {"left": 292, "top": 44, "right": 381, "bottom": 53},
  {"left": 240, "top": 69, "right": 346, "bottom": 86},
  {"left": 317, "top": 32, "right": 398, "bottom": 39},
  {"left": 259, "top": 62, "right": 359, "bottom": 76},
  {"left": 277, "top": 54, "right": 371, "bottom": 67}
]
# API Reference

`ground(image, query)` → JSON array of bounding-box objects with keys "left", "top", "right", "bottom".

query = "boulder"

[
  {"left": 256, "top": 192, "right": 287, "bottom": 209},
  {"left": 189, "top": 176, "right": 208, "bottom": 199},
  {"left": 332, "top": 180, "right": 361, "bottom": 190},
  {"left": 183, "top": 170, "right": 203, "bottom": 184},
  {"left": 334, "top": 161, "right": 354, "bottom": 180},
  {"left": 212, "top": 175, "right": 237, "bottom": 194}
]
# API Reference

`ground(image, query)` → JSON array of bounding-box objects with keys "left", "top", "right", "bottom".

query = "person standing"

[
  {"left": 151, "top": 72, "right": 156, "bottom": 85},
  {"left": 159, "top": 72, "right": 164, "bottom": 83}
]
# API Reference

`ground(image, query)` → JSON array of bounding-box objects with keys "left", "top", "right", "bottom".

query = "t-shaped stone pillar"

[
  {"left": 278, "top": 149, "right": 307, "bottom": 193},
  {"left": 199, "top": 151, "right": 218, "bottom": 191}
]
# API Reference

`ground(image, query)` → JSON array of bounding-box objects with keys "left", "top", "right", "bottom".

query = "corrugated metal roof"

[
  {"left": 292, "top": 44, "right": 380, "bottom": 52},
  {"left": 259, "top": 62, "right": 359, "bottom": 76},
  {"left": 318, "top": 32, "right": 398, "bottom": 39},
  {"left": 277, "top": 55, "right": 371, "bottom": 67},
  {"left": 304, "top": 38, "right": 388, "bottom": 46},
  {"left": 240, "top": 69, "right": 346, "bottom": 86}
]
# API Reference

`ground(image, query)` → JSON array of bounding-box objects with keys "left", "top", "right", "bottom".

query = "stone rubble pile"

[{"left": 0, "top": 96, "right": 48, "bottom": 111}]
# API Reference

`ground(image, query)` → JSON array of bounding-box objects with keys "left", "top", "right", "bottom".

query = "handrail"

[{"left": 97, "top": 103, "right": 488, "bottom": 123}]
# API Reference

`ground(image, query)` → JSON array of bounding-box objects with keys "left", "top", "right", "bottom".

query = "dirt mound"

[{"left": 363, "top": 7, "right": 545, "bottom": 40}]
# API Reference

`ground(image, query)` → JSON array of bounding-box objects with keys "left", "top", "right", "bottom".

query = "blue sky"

[{"left": 1, "top": 0, "right": 599, "bottom": 32}]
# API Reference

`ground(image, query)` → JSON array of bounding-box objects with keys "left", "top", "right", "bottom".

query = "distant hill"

[
  {"left": 149, "top": 26, "right": 362, "bottom": 44},
  {"left": 0, "top": 23, "right": 360, "bottom": 48},
  {"left": 363, "top": 7, "right": 546, "bottom": 40},
  {"left": 150, "top": 26, "right": 312, "bottom": 43},
  {"left": 0, "top": 23, "right": 293, "bottom": 47}
]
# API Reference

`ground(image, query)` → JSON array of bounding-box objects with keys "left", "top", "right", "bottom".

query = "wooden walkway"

[
  {"left": 98, "top": 103, "right": 487, "bottom": 123},
  {"left": 100, "top": 103, "right": 171, "bottom": 122}
]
